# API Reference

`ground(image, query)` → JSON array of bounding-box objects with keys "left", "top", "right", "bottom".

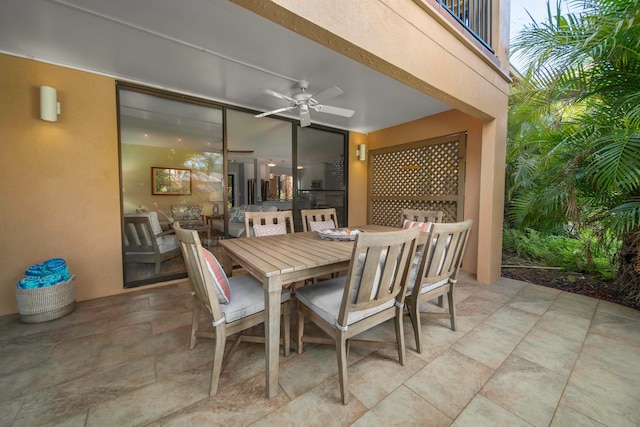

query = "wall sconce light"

[
  {"left": 40, "top": 86, "right": 61, "bottom": 122},
  {"left": 356, "top": 143, "right": 366, "bottom": 161}
]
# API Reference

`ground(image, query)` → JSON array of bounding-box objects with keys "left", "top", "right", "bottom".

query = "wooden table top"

[{"left": 220, "top": 225, "right": 397, "bottom": 281}]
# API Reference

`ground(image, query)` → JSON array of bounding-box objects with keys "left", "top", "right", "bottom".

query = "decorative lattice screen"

[{"left": 368, "top": 133, "right": 466, "bottom": 226}]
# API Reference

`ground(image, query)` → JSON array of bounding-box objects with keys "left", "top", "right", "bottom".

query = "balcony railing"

[{"left": 438, "top": 0, "right": 493, "bottom": 53}]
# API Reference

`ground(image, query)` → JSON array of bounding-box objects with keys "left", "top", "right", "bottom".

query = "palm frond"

[
  {"left": 588, "top": 131, "right": 640, "bottom": 192},
  {"left": 599, "top": 198, "right": 640, "bottom": 235}
]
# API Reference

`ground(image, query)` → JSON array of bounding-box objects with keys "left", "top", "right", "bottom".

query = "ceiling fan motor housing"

[{"left": 293, "top": 93, "right": 313, "bottom": 103}]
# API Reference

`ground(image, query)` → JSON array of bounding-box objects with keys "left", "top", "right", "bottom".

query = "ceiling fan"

[{"left": 255, "top": 80, "right": 355, "bottom": 127}]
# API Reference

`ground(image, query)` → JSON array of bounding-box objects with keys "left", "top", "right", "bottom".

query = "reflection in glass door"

[
  {"left": 118, "top": 86, "right": 348, "bottom": 288},
  {"left": 225, "top": 110, "right": 293, "bottom": 238},
  {"left": 118, "top": 87, "right": 224, "bottom": 288},
  {"left": 295, "top": 126, "right": 347, "bottom": 230}
]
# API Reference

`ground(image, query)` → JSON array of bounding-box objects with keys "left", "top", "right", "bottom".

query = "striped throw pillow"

[
  {"left": 402, "top": 219, "right": 432, "bottom": 233},
  {"left": 202, "top": 248, "right": 231, "bottom": 304}
]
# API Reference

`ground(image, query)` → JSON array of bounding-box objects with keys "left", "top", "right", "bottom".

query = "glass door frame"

[
  {"left": 117, "top": 81, "right": 349, "bottom": 288},
  {"left": 292, "top": 124, "right": 349, "bottom": 230}
]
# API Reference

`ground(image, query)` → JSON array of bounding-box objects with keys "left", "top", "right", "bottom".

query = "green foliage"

[
  {"left": 503, "top": 228, "right": 617, "bottom": 279},
  {"left": 506, "top": 0, "right": 640, "bottom": 296}
]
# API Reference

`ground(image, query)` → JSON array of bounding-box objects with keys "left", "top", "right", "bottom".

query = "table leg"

[{"left": 264, "top": 275, "right": 282, "bottom": 398}]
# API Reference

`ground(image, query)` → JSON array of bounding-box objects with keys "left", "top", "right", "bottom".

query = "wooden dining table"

[{"left": 219, "top": 224, "right": 396, "bottom": 398}]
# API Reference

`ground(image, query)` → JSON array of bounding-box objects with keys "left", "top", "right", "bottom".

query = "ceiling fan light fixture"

[
  {"left": 255, "top": 81, "right": 354, "bottom": 127},
  {"left": 299, "top": 104, "right": 311, "bottom": 127}
]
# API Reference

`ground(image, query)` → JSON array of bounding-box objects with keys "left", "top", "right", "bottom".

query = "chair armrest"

[
  {"left": 156, "top": 229, "right": 175, "bottom": 237},
  {"left": 158, "top": 221, "right": 173, "bottom": 231}
]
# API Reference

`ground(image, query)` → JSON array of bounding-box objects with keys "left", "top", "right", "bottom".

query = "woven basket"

[{"left": 16, "top": 275, "right": 76, "bottom": 323}]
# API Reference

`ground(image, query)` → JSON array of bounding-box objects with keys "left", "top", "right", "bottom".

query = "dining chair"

[
  {"left": 174, "top": 223, "right": 291, "bottom": 396},
  {"left": 400, "top": 208, "right": 444, "bottom": 227},
  {"left": 400, "top": 209, "right": 446, "bottom": 305},
  {"left": 301, "top": 207, "right": 341, "bottom": 282},
  {"left": 301, "top": 208, "right": 339, "bottom": 232},
  {"left": 405, "top": 219, "right": 472, "bottom": 353},
  {"left": 295, "top": 226, "right": 420, "bottom": 404},
  {"left": 244, "top": 210, "right": 295, "bottom": 237}
]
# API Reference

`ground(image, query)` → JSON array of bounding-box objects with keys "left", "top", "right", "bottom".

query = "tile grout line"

[{"left": 451, "top": 281, "right": 555, "bottom": 426}]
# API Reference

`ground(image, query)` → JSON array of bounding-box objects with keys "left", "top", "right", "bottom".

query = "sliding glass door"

[
  {"left": 295, "top": 126, "right": 347, "bottom": 229},
  {"left": 118, "top": 87, "right": 224, "bottom": 287},
  {"left": 226, "top": 110, "right": 293, "bottom": 207},
  {"left": 118, "top": 84, "right": 348, "bottom": 288}
]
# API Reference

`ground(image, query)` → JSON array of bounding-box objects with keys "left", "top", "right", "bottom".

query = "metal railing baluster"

[{"left": 437, "top": 0, "right": 493, "bottom": 53}]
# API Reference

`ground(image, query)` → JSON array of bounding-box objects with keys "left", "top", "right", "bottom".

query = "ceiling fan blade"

[
  {"left": 254, "top": 106, "right": 295, "bottom": 118},
  {"left": 209, "top": 148, "right": 254, "bottom": 154},
  {"left": 310, "top": 86, "right": 343, "bottom": 103},
  {"left": 313, "top": 104, "right": 355, "bottom": 118},
  {"left": 299, "top": 105, "right": 311, "bottom": 127},
  {"left": 263, "top": 89, "right": 296, "bottom": 103}
]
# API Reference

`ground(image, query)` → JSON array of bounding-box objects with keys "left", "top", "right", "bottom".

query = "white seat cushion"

[
  {"left": 223, "top": 274, "right": 290, "bottom": 323},
  {"left": 406, "top": 275, "right": 449, "bottom": 295},
  {"left": 295, "top": 276, "right": 395, "bottom": 328},
  {"left": 211, "top": 220, "right": 246, "bottom": 238},
  {"left": 157, "top": 235, "right": 179, "bottom": 254}
]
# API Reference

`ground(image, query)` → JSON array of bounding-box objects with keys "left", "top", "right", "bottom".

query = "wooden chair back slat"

[
  {"left": 400, "top": 209, "right": 444, "bottom": 226},
  {"left": 174, "top": 225, "right": 224, "bottom": 322},
  {"left": 339, "top": 227, "right": 420, "bottom": 322},
  {"left": 407, "top": 219, "right": 473, "bottom": 353},
  {"left": 301, "top": 208, "right": 339, "bottom": 232},
  {"left": 245, "top": 210, "right": 295, "bottom": 237}
]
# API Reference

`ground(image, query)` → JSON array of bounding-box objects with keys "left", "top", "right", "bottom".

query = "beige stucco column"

[{"left": 477, "top": 116, "right": 507, "bottom": 283}]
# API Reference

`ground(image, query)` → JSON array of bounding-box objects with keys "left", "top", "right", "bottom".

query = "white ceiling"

[{"left": 0, "top": 0, "right": 452, "bottom": 135}]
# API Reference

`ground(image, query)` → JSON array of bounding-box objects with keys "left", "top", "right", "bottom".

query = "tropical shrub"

[{"left": 507, "top": 0, "right": 640, "bottom": 302}]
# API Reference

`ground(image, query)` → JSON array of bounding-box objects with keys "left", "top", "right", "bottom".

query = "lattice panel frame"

[
  {"left": 371, "top": 141, "right": 460, "bottom": 197},
  {"left": 368, "top": 133, "right": 466, "bottom": 227},
  {"left": 370, "top": 200, "right": 459, "bottom": 226}
]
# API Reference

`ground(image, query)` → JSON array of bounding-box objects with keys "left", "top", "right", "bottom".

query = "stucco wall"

[
  {"left": 347, "top": 132, "right": 369, "bottom": 227},
  {"left": 236, "top": 0, "right": 509, "bottom": 283},
  {"left": 0, "top": 55, "right": 375, "bottom": 316},
  {"left": 368, "top": 110, "right": 483, "bottom": 275},
  {"left": 0, "top": 54, "right": 124, "bottom": 316}
]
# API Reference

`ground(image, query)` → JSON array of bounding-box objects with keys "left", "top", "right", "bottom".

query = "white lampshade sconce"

[
  {"left": 356, "top": 143, "right": 366, "bottom": 161},
  {"left": 209, "top": 186, "right": 224, "bottom": 214},
  {"left": 40, "top": 86, "right": 61, "bottom": 122}
]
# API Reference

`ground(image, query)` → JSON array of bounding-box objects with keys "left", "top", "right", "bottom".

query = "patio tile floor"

[{"left": 1, "top": 272, "right": 639, "bottom": 426}]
